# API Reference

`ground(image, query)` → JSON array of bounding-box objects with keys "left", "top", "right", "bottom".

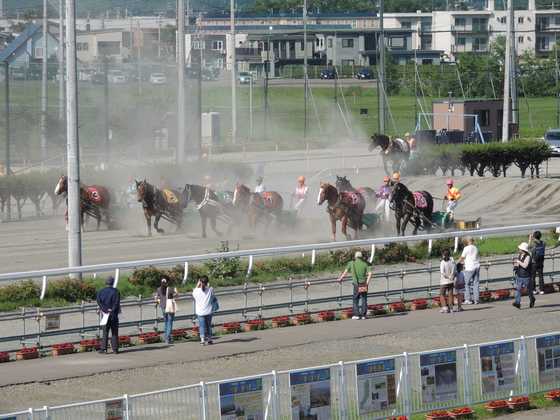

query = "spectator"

[
  {"left": 255, "top": 161, "right": 266, "bottom": 179},
  {"left": 457, "top": 236, "right": 480, "bottom": 304},
  {"left": 375, "top": 176, "right": 392, "bottom": 222},
  {"left": 512, "top": 242, "right": 536, "bottom": 309},
  {"left": 439, "top": 249, "right": 455, "bottom": 313},
  {"left": 337, "top": 251, "right": 373, "bottom": 320},
  {"left": 192, "top": 276, "right": 215, "bottom": 345},
  {"left": 96, "top": 276, "right": 121, "bottom": 354},
  {"left": 405, "top": 132, "right": 418, "bottom": 155},
  {"left": 157, "top": 275, "right": 179, "bottom": 344},
  {"left": 454, "top": 263, "right": 466, "bottom": 312},
  {"left": 528, "top": 231, "right": 546, "bottom": 295}
]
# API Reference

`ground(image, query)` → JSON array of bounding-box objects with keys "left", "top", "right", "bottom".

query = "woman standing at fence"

[
  {"left": 157, "top": 275, "right": 179, "bottom": 344},
  {"left": 193, "top": 276, "right": 214, "bottom": 345},
  {"left": 440, "top": 249, "right": 456, "bottom": 313}
]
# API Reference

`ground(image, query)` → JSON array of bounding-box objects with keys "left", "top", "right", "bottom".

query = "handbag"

[
  {"left": 165, "top": 289, "right": 179, "bottom": 314},
  {"left": 353, "top": 260, "right": 368, "bottom": 293},
  {"left": 211, "top": 290, "right": 219, "bottom": 312}
]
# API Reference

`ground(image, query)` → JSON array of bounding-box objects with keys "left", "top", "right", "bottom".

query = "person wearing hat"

[
  {"left": 254, "top": 176, "right": 266, "bottom": 193},
  {"left": 204, "top": 175, "right": 214, "bottom": 190},
  {"left": 444, "top": 179, "right": 461, "bottom": 219},
  {"left": 375, "top": 176, "right": 392, "bottom": 222},
  {"left": 457, "top": 236, "right": 480, "bottom": 304},
  {"left": 512, "top": 242, "right": 536, "bottom": 309},
  {"left": 292, "top": 176, "right": 308, "bottom": 216},
  {"left": 391, "top": 172, "right": 400, "bottom": 185},
  {"left": 215, "top": 172, "right": 229, "bottom": 191},
  {"left": 337, "top": 251, "right": 373, "bottom": 320},
  {"left": 96, "top": 277, "right": 121, "bottom": 354},
  {"left": 405, "top": 132, "right": 418, "bottom": 155}
]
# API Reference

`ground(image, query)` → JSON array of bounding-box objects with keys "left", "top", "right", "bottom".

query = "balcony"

[{"left": 452, "top": 25, "right": 489, "bottom": 34}]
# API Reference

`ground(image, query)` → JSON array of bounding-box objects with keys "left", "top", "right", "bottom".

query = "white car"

[{"left": 150, "top": 73, "right": 166, "bottom": 85}]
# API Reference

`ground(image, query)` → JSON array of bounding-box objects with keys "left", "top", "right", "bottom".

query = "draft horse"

[
  {"left": 335, "top": 175, "right": 377, "bottom": 208},
  {"left": 368, "top": 133, "right": 410, "bottom": 176},
  {"left": 136, "top": 179, "right": 184, "bottom": 237},
  {"left": 183, "top": 184, "right": 234, "bottom": 238},
  {"left": 389, "top": 182, "right": 433, "bottom": 236},
  {"left": 317, "top": 183, "right": 366, "bottom": 242},
  {"left": 232, "top": 183, "right": 283, "bottom": 239},
  {"left": 54, "top": 174, "right": 111, "bottom": 232}
]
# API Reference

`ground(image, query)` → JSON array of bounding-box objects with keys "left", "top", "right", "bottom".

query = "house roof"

[{"left": 0, "top": 24, "right": 57, "bottom": 62}]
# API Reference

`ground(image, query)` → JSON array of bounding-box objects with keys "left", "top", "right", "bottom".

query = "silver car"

[
  {"left": 150, "top": 73, "right": 166, "bottom": 84},
  {"left": 542, "top": 129, "right": 560, "bottom": 156},
  {"left": 236, "top": 71, "right": 252, "bottom": 84}
]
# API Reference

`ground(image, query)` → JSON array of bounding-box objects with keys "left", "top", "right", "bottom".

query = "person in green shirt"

[{"left": 338, "top": 251, "right": 373, "bottom": 319}]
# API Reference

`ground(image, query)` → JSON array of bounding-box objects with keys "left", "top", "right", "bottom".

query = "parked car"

[
  {"left": 149, "top": 73, "right": 166, "bottom": 84},
  {"left": 107, "top": 70, "right": 126, "bottom": 84},
  {"left": 542, "top": 129, "right": 560, "bottom": 156},
  {"left": 357, "top": 68, "right": 373, "bottom": 79},
  {"left": 236, "top": 71, "right": 253, "bottom": 84},
  {"left": 201, "top": 69, "right": 214, "bottom": 81},
  {"left": 320, "top": 68, "right": 338, "bottom": 79},
  {"left": 90, "top": 73, "right": 105, "bottom": 85},
  {"left": 10, "top": 68, "right": 26, "bottom": 80}
]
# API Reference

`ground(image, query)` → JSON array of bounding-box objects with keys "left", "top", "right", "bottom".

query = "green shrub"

[
  {"left": 131, "top": 266, "right": 167, "bottom": 289},
  {"left": 204, "top": 241, "right": 242, "bottom": 280},
  {"left": 0, "top": 279, "right": 41, "bottom": 302},
  {"left": 376, "top": 242, "right": 416, "bottom": 264},
  {"left": 45, "top": 278, "right": 97, "bottom": 303}
]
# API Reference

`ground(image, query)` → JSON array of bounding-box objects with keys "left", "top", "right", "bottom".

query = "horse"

[
  {"left": 54, "top": 174, "right": 112, "bottom": 232},
  {"left": 232, "top": 183, "right": 283, "bottom": 239},
  {"left": 335, "top": 175, "right": 377, "bottom": 208},
  {"left": 317, "top": 183, "right": 366, "bottom": 242},
  {"left": 183, "top": 184, "right": 236, "bottom": 238},
  {"left": 389, "top": 182, "right": 433, "bottom": 236},
  {"left": 136, "top": 179, "right": 185, "bottom": 236},
  {"left": 368, "top": 133, "right": 410, "bottom": 176}
]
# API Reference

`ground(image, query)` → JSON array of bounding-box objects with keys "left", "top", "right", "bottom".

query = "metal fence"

[{"left": 3, "top": 331, "right": 560, "bottom": 419}]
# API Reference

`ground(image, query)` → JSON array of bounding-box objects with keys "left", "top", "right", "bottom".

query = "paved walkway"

[{"left": 2, "top": 292, "right": 560, "bottom": 418}]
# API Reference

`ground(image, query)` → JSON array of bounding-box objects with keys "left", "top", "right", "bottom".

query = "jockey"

[
  {"left": 444, "top": 179, "right": 461, "bottom": 218},
  {"left": 405, "top": 132, "right": 418, "bottom": 155},
  {"left": 215, "top": 172, "right": 229, "bottom": 191},
  {"left": 292, "top": 176, "right": 308, "bottom": 216},
  {"left": 391, "top": 172, "right": 400, "bottom": 185},
  {"left": 204, "top": 175, "right": 214, "bottom": 190},
  {"left": 254, "top": 176, "right": 266, "bottom": 193},
  {"left": 375, "top": 176, "right": 392, "bottom": 222}
]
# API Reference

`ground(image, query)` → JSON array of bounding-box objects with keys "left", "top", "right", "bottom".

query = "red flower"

[
  {"left": 510, "top": 396, "right": 530, "bottom": 403},
  {"left": 344, "top": 308, "right": 354, "bottom": 313},
  {"left": 412, "top": 299, "right": 427, "bottom": 304},
  {"left": 191, "top": 327, "right": 200, "bottom": 333},
  {"left": 271, "top": 317, "right": 289, "bottom": 322},
  {"left": 118, "top": 335, "right": 131, "bottom": 341},
  {"left": 294, "top": 314, "right": 310, "bottom": 319},
  {"left": 222, "top": 322, "right": 241, "bottom": 328},
  {"left": 546, "top": 390, "right": 560, "bottom": 397},
  {"left": 318, "top": 311, "right": 334, "bottom": 316},
  {"left": 389, "top": 416, "right": 408, "bottom": 420},
  {"left": 18, "top": 347, "right": 37, "bottom": 353},
  {"left": 368, "top": 304, "right": 384, "bottom": 310},
  {"left": 0, "top": 351, "right": 9, "bottom": 357},
  {"left": 247, "top": 319, "right": 265, "bottom": 324},
  {"left": 450, "top": 407, "right": 472, "bottom": 414},
  {"left": 427, "top": 410, "right": 449, "bottom": 417},
  {"left": 139, "top": 332, "right": 159, "bottom": 338},
  {"left": 390, "top": 302, "right": 405, "bottom": 307},
  {"left": 52, "top": 343, "right": 74, "bottom": 349},
  {"left": 488, "top": 399, "right": 507, "bottom": 407},
  {"left": 80, "top": 339, "right": 100, "bottom": 345}
]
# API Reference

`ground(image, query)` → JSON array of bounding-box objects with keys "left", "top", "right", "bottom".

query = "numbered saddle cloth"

[
  {"left": 413, "top": 191, "right": 429, "bottom": 208},
  {"left": 218, "top": 191, "right": 233, "bottom": 205},
  {"left": 162, "top": 189, "right": 179, "bottom": 204},
  {"left": 343, "top": 191, "right": 362, "bottom": 205},
  {"left": 260, "top": 192, "right": 276, "bottom": 207},
  {"left": 87, "top": 187, "right": 102, "bottom": 202}
]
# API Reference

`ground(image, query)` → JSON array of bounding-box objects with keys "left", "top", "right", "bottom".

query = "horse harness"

[
  {"left": 140, "top": 183, "right": 168, "bottom": 213},
  {"left": 189, "top": 186, "right": 223, "bottom": 214},
  {"left": 326, "top": 189, "right": 361, "bottom": 219}
]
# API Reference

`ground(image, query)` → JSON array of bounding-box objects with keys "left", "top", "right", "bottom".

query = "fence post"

[
  {"left": 463, "top": 344, "right": 473, "bottom": 407},
  {"left": 311, "top": 249, "right": 316, "bottom": 266}
]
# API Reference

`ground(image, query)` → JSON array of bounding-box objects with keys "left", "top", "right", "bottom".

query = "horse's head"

[
  {"left": 232, "top": 182, "right": 247, "bottom": 205},
  {"left": 368, "top": 134, "right": 379, "bottom": 152},
  {"left": 54, "top": 174, "right": 68, "bottom": 195},
  {"left": 335, "top": 175, "right": 353, "bottom": 191},
  {"left": 389, "top": 182, "right": 409, "bottom": 204},
  {"left": 369, "top": 133, "right": 390, "bottom": 152},
  {"left": 317, "top": 183, "right": 336, "bottom": 206},
  {"left": 136, "top": 179, "right": 149, "bottom": 203}
]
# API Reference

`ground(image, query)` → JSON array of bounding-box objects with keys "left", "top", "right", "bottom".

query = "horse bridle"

[{"left": 139, "top": 182, "right": 157, "bottom": 209}]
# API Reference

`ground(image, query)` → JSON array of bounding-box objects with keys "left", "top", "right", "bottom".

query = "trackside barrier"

[{"left": 2, "top": 331, "right": 560, "bottom": 419}]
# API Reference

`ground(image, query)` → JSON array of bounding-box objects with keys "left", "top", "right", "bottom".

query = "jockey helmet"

[
  {"left": 204, "top": 175, "right": 212, "bottom": 180},
  {"left": 392, "top": 173, "right": 400, "bottom": 180},
  {"left": 446, "top": 179, "right": 453, "bottom": 185},
  {"left": 256, "top": 176, "right": 263, "bottom": 182},
  {"left": 298, "top": 176, "right": 305, "bottom": 182},
  {"left": 405, "top": 132, "right": 411, "bottom": 137},
  {"left": 383, "top": 177, "right": 390, "bottom": 182},
  {"left": 202, "top": 153, "right": 208, "bottom": 159}
]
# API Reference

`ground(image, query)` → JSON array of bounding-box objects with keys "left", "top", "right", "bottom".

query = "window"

[
  {"left": 473, "top": 37, "right": 487, "bottom": 51},
  {"left": 328, "top": 38, "right": 332, "bottom": 48},
  {"left": 556, "top": 17, "right": 560, "bottom": 26},
  {"left": 281, "top": 42, "right": 286, "bottom": 51},
  {"left": 518, "top": 36, "right": 524, "bottom": 44},
  {"left": 498, "top": 17, "right": 506, "bottom": 24},
  {"left": 421, "top": 21, "right": 431, "bottom": 33},
  {"left": 352, "top": 19, "right": 357, "bottom": 28},
  {"left": 76, "top": 42, "right": 89, "bottom": 51},
  {"left": 474, "top": 109, "right": 490, "bottom": 126},
  {"left": 472, "top": 18, "right": 488, "bottom": 31},
  {"left": 342, "top": 59, "right": 354, "bottom": 65},
  {"left": 401, "top": 21, "right": 412, "bottom": 29},
  {"left": 422, "top": 59, "right": 433, "bottom": 65},
  {"left": 212, "top": 58, "right": 223, "bottom": 69},
  {"left": 194, "top": 40, "right": 205, "bottom": 49},
  {"left": 292, "top": 20, "right": 298, "bottom": 25},
  {"left": 35, "top": 47, "right": 43, "bottom": 58},
  {"left": 455, "top": 17, "right": 466, "bottom": 27},
  {"left": 518, "top": 16, "right": 524, "bottom": 24},
  {"left": 342, "top": 39, "right": 354, "bottom": 48},
  {"left": 388, "top": 37, "right": 405, "bottom": 48},
  {"left": 537, "top": 36, "right": 549, "bottom": 50},
  {"left": 98, "top": 41, "right": 120, "bottom": 55},
  {"left": 457, "top": 37, "right": 466, "bottom": 46},
  {"left": 211, "top": 40, "right": 223, "bottom": 50}
]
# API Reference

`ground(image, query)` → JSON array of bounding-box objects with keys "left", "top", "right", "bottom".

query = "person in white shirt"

[
  {"left": 292, "top": 176, "right": 308, "bottom": 216},
  {"left": 457, "top": 236, "right": 480, "bottom": 304},
  {"left": 254, "top": 176, "right": 266, "bottom": 193}
]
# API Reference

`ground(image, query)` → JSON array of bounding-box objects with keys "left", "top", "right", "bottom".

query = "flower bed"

[
  {"left": 221, "top": 322, "right": 242, "bottom": 333},
  {"left": 292, "top": 314, "right": 312, "bottom": 325},
  {"left": 170, "top": 330, "right": 187, "bottom": 340},
  {"left": 493, "top": 289, "right": 511, "bottom": 300},
  {"left": 449, "top": 407, "right": 473, "bottom": 419},
  {"left": 0, "top": 351, "right": 10, "bottom": 363},
  {"left": 479, "top": 291, "right": 492, "bottom": 302},
  {"left": 17, "top": 347, "right": 39, "bottom": 360},
  {"left": 118, "top": 335, "right": 132, "bottom": 346},
  {"left": 388, "top": 416, "right": 408, "bottom": 420},
  {"left": 508, "top": 396, "right": 531, "bottom": 410},
  {"left": 271, "top": 317, "right": 290, "bottom": 327},
  {"left": 341, "top": 308, "right": 354, "bottom": 318},
  {"left": 138, "top": 332, "right": 160, "bottom": 344},
  {"left": 432, "top": 297, "right": 442, "bottom": 307},
  {"left": 79, "top": 340, "right": 101, "bottom": 352},
  {"left": 411, "top": 299, "right": 428, "bottom": 310},
  {"left": 390, "top": 302, "right": 406, "bottom": 312},
  {"left": 245, "top": 319, "right": 266, "bottom": 331},
  {"left": 367, "top": 305, "right": 386, "bottom": 315},
  {"left": 52, "top": 343, "right": 75, "bottom": 356},
  {"left": 545, "top": 390, "right": 560, "bottom": 402},
  {"left": 485, "top": 399, "right": 508, "bottom": 413},
  {"left": 191, "top": 327, "right": 200, "bottom": 337},
  {"left": 317, "top": 311, "right": 335, "bottom": 322},
  {"left": 425, "top": 409, "right": 450, "bottom": 420}
]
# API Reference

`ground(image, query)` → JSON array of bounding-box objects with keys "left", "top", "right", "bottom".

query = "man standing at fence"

[
  {"left": 337, "top": 251, "right": 372, "bottom": 320},
  {"left": 97, "top": 276, "right": 121, "bottom": 354},
  {"left": 457, "top": 236, "right": 480, "bottom": 305}
]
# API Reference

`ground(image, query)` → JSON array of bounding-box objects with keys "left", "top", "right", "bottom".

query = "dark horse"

[
  {"left": 389, "top": 182, "right": 433, "bottom": 236},
  {"left": 232, "top": 183, "right": 283, "bottom": 239},
  {"left": 136, "top": 179, "right": 184, "bottom": 236},
  {"left": 368, "top": 133, "right": 410, "bottom": 176},
  {"left": 335, "top": 175, "right": 377, "bottom": 208},
  {"left": 183, "top": 184, "right": 239, "bottom": 238},
  {"left": 55, "top": 174, "right": 112, "bottom": 232},
  {"left": 317, "top": 183, "right": 366, "bottom": 242}
]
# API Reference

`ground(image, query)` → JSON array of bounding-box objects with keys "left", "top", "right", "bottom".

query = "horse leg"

[
  {"left": 65, "top": 209, "right": 69, "bottom": 232},
  {"left": 412, "top": 216, "right": 420, "bottom": 235},
  {"left": 200, "top": 214, "right": 208, "bottom": 238},
  {"left": 342, "top": 216, "right": 352, "bottom": 241},
  {"left": 210, "top": 215, "right": 223, "bottom": 238},
  {"left": 330, "top": 217, "right": 337, "bottom": 242},
  {"left": 94, "top": 209, "right": 102, "bottom": 231},
  {"left": 145, "top": 214, "right": 153, "bottom": 237},
  {"left": 154, "top": 214, "right": 165, "bottom": 234}
]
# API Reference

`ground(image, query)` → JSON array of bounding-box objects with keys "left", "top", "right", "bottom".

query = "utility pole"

[
  {"left": 378, "top": 0, "right": 386, "bottom": 134},
  {"left": 303, "top": 0, "right": 308, "bottom": 140},
  {"left": 230, "top": 0, "right": 237, "bottom": 144},
  {"left": 41, "top": 0, "right": 48, "bottom": 158},
  {"left": 177, "top": 0, "right": 186, "bottom": 162}
]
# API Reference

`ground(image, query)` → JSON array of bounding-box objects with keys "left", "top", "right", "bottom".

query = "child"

[{"left": 455, "top": 263, "right": 466, "bottom": 312}]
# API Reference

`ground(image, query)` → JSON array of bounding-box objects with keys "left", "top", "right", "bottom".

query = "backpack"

[{"left": 533, "top": 241, "right": 546, "bottom": 264}]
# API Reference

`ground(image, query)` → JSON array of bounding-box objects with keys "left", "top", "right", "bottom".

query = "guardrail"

[{"left": 3, "top": 331, "right": 560, "bottom": 419}]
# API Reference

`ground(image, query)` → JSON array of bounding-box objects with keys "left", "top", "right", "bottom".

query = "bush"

[
  {"left": 376, "top": 242, "right": 416, "bottom": 264},
  {"left": 0, "top": 279, "right": 41, "bottom": 302},
  {"left": 204, "top": 242, "right": 243, "bottom": 280},
  {"left": 131, "top": 266, "right": 167, "bottom": 289},
  {"left": 45, "top": 278, "right": 97, "bottom": 303}
]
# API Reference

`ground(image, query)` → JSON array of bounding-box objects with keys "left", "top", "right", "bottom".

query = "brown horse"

[
  {"left": 368, "top": 133, "right": 410, "bottom": 176},
  {"left": 232, "top": 183, "right": 283, "bottom": 238},
  {"left": 317, "top": 183, "right": 366, "bottom": 242},
  {"left": 54, "top": 174, "right": 112, "bottom": 232},
  {"left": 389, "top": 181, "right": 433, "bottom": 236},
  {"left": 136, "top": 179, "right": 184, "bottom": 236},
  {"left": 335, "top": 175, "right": 377, "bottom": 209}
]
